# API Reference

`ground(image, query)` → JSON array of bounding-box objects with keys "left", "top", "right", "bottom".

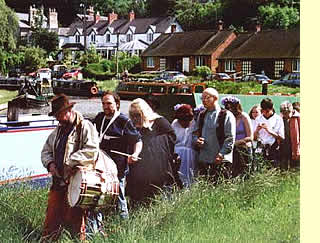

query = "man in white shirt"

[{"left": 253, "top": 98, "right": 284, "bottom": 167}]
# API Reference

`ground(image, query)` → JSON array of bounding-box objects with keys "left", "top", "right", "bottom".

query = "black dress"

[{"left": 127, "top": 117, "right": 176, "bottom": 203}]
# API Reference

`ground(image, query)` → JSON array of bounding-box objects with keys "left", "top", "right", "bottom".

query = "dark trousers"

[
  {"left": 198, "top": 162, "right": 232, "bottom": 183},
  {"left": 232, "top": 146, "right": 253, "bottom": 177}
]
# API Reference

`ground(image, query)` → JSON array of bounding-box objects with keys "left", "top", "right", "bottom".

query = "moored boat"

[
  {"left": 115, "top": 80, "right": 206, "bottom": 100},
  {"left": 52, "top": 79, "right": 99, "bottom": 97},
  {"left": 0, "top": 114, "right": 58, "bottom": 186}
]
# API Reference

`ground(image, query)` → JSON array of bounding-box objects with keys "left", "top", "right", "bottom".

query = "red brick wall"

[
  {"left": 141, "top": 57, "right": 160, "bottom": 71},
  {"left": 211, "top": 32, "right": 237, "bottom": 72}
]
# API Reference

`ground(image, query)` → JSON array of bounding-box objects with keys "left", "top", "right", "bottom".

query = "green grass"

[
  {"left": 0, "top": 90, "right": 17, "bottom": 105},
  {"left": 0, "top": 168, "right": 299, "bottom": 242}
]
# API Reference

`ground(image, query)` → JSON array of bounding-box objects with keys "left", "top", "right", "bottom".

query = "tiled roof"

[
  {"left": 219, "top": 29, "right": 300, "bottom": 59},
  {"left": 141, "top": 30, "right": 234, "bottom": 57},
  {"left": 67, "top": 16, "right": 176, "bottom": 36}
]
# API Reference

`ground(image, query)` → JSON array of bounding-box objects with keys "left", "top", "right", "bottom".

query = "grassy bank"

[
  {"left": 0, "top": 90, "right": 17, "bottom": 105},
  {"left": 0, "top": 169, "right": 299, "bottom": 242}
]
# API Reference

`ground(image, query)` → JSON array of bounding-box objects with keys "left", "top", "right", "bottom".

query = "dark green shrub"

[{"left": 193, "top": 66, "right": 212, "bottom": 79}]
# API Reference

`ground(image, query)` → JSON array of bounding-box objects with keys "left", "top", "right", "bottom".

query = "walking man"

[
  {"left": 41, "top": 94, "right": 100, "bottom": 240},
  {"left": 93, "top": 91, "right": 142, "bottom": 219}
]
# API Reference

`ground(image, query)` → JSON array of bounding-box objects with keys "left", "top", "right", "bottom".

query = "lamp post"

[
  {"left": 80, "top": 3, "right": 87, "bottom": 52},
  {"left": 116, "top": 31, "right": 119, "bottom": 79}
]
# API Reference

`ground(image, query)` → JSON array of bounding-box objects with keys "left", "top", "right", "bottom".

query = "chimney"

[
  {"left": 88, "top": 6, "right": 94, "bottom": 16},
  {"left": 217, "top": 20, "right": 223, "bottom": 31},
  {"left": 94, "top": 11, "right": 100, "bottom": 23},
  {"left": 108, "top": 11, "right": 118, "bottom": 25},
  {"left": 128, "top": 10, "right": 135, "bottom": 22},
  {"left": 48, "top": 8, "right": 58, "bottom": 29},
  {"left": 255, "top": 20, "right": 261, "bottom": 32}
]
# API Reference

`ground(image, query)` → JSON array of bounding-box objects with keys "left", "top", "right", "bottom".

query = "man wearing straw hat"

[{"left": 41, "top": 94, "right": 100, "bottom": 240}]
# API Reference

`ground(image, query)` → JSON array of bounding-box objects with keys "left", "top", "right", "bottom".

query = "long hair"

[{"left": 129, "top": 98, "right": 162, "bottom": 129}]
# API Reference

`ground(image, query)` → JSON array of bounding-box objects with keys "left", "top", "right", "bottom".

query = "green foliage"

[
  {"left": 175, "top": 0, "right": 222, "bottom": 31},
  {"left": 19, "top": 46, "right": 47, "bottom": 73},
  {"left": 30, "top": 29, "right": 59, "bottom": 54},
  {"left": 0, "top": 0, "right": 19, "bottom": 51},
  {"left": 0, "top": 169, "right": 299, "bottom": 241},
  {"left": 193, "top": 66, "right": 212, "bottom": 79},
  {"left": 258, "top": 4, "right": 300, "bottom": 29},
  {"left": 79, "top": 45, "right": 101, "bottom": 66}
]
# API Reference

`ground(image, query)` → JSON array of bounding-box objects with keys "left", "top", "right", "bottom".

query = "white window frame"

[
  {"left": 225, "top": 60, "right": 235, "bottom": 72},
  {"left": 274, "top": 60, "right": 284, "bottom": 78},
  {"left": 147, "top": 57, "right": 154, "bottom": 68},
  {"left": 126, "top": 33, "right": 133, "bottom": 42},
  {"left": 195, "top": 56, "right": 205, "bottom": 67},
  {"left": 242, "top": 61, "right": 251, "bottom": 75},
  {"left": 75, "top": 35, "right": 80, "bottom": 43},
  {"left": 91, "top": 33, "right": 96, "bottom": 43},
  {"left": 292, "top": 59, "right": 300, "bottom": 72},
  {"left": 106, "top": 33, "right": 111, "bottom": 43},
  {"left": 147, "top": 33, "right": 154, "bottom": 42}
]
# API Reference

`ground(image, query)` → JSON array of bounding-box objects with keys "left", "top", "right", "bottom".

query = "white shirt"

[{"left": 254, "top": 113, "right": 284, "bottom": 145}]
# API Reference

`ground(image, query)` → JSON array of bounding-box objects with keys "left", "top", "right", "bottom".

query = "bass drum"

[{"left": 67, "top": 167, "right": 119, "bottom": 209}]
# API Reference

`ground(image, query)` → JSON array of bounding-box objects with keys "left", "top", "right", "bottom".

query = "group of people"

[{"left": 40, "top": 88, "right": 300, "bottom": 241}]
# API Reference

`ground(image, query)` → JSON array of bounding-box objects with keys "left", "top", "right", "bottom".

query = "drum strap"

[{"left": 99, "top": 111, "right": 120, "bottom": 142}]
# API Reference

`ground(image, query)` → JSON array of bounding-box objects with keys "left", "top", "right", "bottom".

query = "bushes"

[{"left": 193, "top": 66, "right": 212, "bottom": 79}]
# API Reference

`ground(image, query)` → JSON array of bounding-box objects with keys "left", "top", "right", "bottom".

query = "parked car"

[
  {"left": 52, "top": 64, "right": 68, "bottom": 79},
  {"left": 207, "top": 73, "right": 233, "bottom": 81},
  {"left": 28, "top": 68, "right": 52, "bottom": 81},
  {"left": 153, "top": 71, "right": 187, "bottom": 82},
  {"left": 62, "top": 68, "right": 83, "bottom": 80},
  {"left": 272, "top": 72, "right": 300, "bottom": 88},
  {"left": 239, "top": 73, "right": 272, "bottom": 84}
]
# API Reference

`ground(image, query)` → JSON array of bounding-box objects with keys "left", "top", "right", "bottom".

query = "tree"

[
  {"left": 20, "top": 46, "right": 47, "bottom": 73},
  {"left": 258, "top": 4, "right": 299, "bottom": 29},
  {"left": 0, "top": 0, "right": 19, "bottom": 51},
  {"left": 175, "top": 0, "right": 222, "bottom": 31},
  {"left": 31, "top": 28, "right": 59, "bottom": 54}
]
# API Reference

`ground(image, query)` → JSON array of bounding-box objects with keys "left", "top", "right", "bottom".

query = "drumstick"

[{"left": 110, "top": 150, "right": 141, "bottom": 160}]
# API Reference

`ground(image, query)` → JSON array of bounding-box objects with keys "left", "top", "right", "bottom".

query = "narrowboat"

[
  {"left": 0, "top": 77, "right": 24, "bottom": 90},
  {"left": 52, "top": 79, "right": 99, "bottom": 97},
  {"left": 115, "top": 81, "right": 206, "bottom": 100},
  {"left": 0, "top": 113, "right": 58, "bottom": 186}
]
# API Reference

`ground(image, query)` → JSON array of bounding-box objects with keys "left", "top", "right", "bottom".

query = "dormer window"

[
  {"left": 126, "top": 33, "right": 133, "bottom": 42},
  {"left": 91, "top": 34, "right": 96, "bottom": 43},
  {"left": 106, "top": 33, "right": 111, "bottom": 43},
  {"left": 147, "top": 33, "right": 154, "bottom": 42},
  {"left": 75, "top": 34, "right": 80, "bottom": 43}
]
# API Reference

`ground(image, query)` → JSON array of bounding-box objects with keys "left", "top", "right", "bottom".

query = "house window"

[
  {"left": 225, "top": 60, "right": 235, "bottom": 72},
  {"left": 292, "top": 59, "right": 300, "bottom": 72},
  {"left": 195, "top": 56, "right": 205, "bottom": 67},
  {"left": 126, "top": 33, "right": 133, "bottom": 42},
  {"left": 147, "top": 33, "right": 154, "bottom": 42},
  {"left": 106, "top": 34, "right": 111, "bottom": 43},
  {"left": 242, "top": 61, "right": 251, "bottom": 75},
  {"left": 274, "top": 60, "right": 284, "bottom": 78},
  {"left": 91, "top": 34, "right": 96, "bottom": 43},
  {"left": 147, "top": 57, "right": 154, "bottom": 68},
  {"left": 75, "top": 35, "right": 80, "bottom": 43}
]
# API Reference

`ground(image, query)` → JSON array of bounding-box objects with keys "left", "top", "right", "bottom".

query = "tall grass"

[{"left": 0, "top": 168, "right": 299, "bottom": 242}]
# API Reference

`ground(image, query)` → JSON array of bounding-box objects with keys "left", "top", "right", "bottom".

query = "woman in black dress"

[{"left": 127, "top": 98, "right": 177, "bottom": 205}]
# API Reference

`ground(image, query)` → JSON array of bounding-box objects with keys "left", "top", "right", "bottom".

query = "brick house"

[
  {"left": 218, "top": 27, "right": 300, "bottom": 79},
  {"left": 140, "top": 29, "right": 236, "bottom": 73}
]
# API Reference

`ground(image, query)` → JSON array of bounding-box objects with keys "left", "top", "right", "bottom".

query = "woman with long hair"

[
  {"left": 221, "top": 96, "right": 253, "bottom": 177},
  {"left": 126, "top": 98, "right": 177, "bottom": 205}
]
